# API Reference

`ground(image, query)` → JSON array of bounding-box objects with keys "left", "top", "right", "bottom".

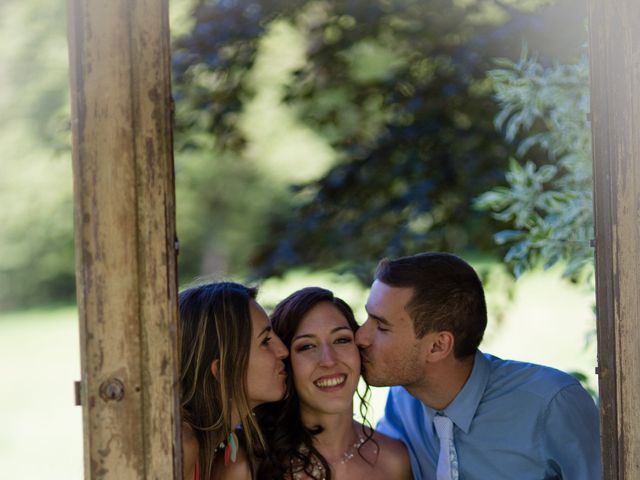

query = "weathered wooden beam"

[
  {"left": 67, "top": 0, "right": 181, "bottom": 478},
  {"left": 588, "top": 0, "right": 640, "bottom": 478}
]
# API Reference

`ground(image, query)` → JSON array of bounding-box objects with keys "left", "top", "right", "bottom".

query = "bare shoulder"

[
  {"left": 213, "top": 448, "right": 252, "bottom": 480},
  {"left": 370, "top": 430, "right": 412, "bottom": 480},
  {"left": 182, "top": 423, "right": 199, "bottom": 480}
]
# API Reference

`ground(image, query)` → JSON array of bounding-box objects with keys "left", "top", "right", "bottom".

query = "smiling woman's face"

[{"left": 290, "top": 301, "right": 361, "bottom": 417}]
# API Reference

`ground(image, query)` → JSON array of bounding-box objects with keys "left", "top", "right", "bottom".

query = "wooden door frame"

[
  {"left": 67, "top": 0, "right": 181, "bottom": 478},
  {"left": 588, "top": 0, "right": 640, "bottom": 478}
]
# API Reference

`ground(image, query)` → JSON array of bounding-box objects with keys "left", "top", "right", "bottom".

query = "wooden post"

[
  {"left": 67, "top": 0, "right": 181, "bottom": 478},
  {"left": 588, "top": 0, "right": 640, "bottom": 478}
]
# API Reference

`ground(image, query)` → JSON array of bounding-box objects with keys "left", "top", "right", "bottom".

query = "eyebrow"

[
  {"left": 257, "top": 326, "right": 272, "bottom": 338},
  {"left": 292, "top": 326, "right": 352, "bottom": 342},
  {"left": 365, "top": 306, "right": 392, "bottom": 326}
]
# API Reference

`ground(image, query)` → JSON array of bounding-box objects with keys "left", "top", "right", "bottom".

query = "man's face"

[{"left": 355, "top": 280, "right": 427, "bottom": 388}]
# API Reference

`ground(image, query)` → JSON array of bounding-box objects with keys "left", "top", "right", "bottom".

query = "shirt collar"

[{"left": 423, "top": 350, "right": 491, "bottom": 434}]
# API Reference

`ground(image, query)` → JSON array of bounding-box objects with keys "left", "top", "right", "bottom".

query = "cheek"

[
  {"left": 248, "top": 355, "right": 263, "bottom": 378},
  {"left": 345, "top": 347, "right": 361, "bottom": 371},
  {"left": 251, "top": 353, "right": 272, "bottom": 381},
  {"left": 245, "top": 370, "right": 263, "bottom": 401},
  {"left": 372, "top": 335, "right": 394, "bottom": 357},
  {"left": 290, "top": 355, "right": 308, "bottom": 391}
]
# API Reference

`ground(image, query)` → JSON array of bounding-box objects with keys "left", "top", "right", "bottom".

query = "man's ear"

[
  {"left": 210, "top": 359, "right": 219, "bottom": 379},
  {"left": 427, "top": 331, "right": 455, "bottom": 361}
]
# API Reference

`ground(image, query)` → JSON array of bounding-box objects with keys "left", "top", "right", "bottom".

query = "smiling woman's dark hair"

[{"left": 254, "top": 287, "right": 375, "bottom": 479}]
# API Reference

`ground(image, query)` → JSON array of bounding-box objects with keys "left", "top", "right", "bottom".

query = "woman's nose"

[
  {"left": 318, "top": 344, "right": 337, "bottom": 367},
  {"left": 273, "top": 334, "right": 288, "bottom": 359}
]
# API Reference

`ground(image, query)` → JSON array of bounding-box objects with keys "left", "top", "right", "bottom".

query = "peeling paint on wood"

[{"left": 67, "top": 0, "right": 181, "bottom": 478}]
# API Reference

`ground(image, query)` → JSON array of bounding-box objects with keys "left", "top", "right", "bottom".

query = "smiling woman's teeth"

[{"left": 315, "top": 375, "right": 346, "bottom": 388}]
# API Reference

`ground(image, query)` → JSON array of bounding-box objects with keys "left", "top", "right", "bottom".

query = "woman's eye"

[
  {"left": 295, "top": 343, "right": 314, "bottom": 352},
  {"left": 261, "top": 336, "right": 272, "bottom": 346},
  {"left": 376, "top": 325, "right": 390, "bottom": 333},
  {"left": 335, "top": 336, "right": 353, "bottom": 344}
]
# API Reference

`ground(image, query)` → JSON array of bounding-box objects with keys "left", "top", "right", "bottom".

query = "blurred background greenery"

[{"left": 0, "top": 0, "right": 595, "bottom": 477}]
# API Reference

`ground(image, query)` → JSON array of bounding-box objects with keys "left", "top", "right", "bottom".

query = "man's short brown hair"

[{"left": 375, "top": 252, "right": 487, "bottom": 358}]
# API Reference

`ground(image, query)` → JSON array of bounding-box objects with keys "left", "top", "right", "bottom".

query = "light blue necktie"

[{"left": 433, "top": 415, "right": 459, "bottom": 480}]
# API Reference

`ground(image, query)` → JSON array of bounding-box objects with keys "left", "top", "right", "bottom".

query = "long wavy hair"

[
  {"left": 255, "top": 287, "right": 375, "bottom": 479},
  {"left": 179, "top": 282, "right": 266, "bottom": 480}
]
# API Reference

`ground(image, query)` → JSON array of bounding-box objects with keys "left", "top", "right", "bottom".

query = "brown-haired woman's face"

[
  {"left": 290, "top": 302, "right": 360, "bottom": 416},
  {"left": 246, "top": 300, "right": 289, "bottom": 408}
]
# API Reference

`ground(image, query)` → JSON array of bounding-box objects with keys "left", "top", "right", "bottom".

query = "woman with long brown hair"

[
  {"left": 179, "top": 282, "right": 288, "bottom": 480},
  {"left": 255, "top": 287, "right": 412, "bottom": 480}
]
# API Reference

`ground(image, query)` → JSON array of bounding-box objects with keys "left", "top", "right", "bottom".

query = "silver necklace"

[
  {"left": 338, "top": 433, "right": 366, "bottom": 464},
  {"left": 292, "top": 432, "right": 367, "bottom": 479}
]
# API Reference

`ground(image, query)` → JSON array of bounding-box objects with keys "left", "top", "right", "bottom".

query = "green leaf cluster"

[
  {"left": 172, "top": 0, "right": 590, "bottom": 281},
  {"left": 475, "top": 51, "right": 593, "bottom": 278}
]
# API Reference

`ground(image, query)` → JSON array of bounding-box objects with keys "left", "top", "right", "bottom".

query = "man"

[{"left": 355, "top": 252, "right": 601, "bottom": 480}]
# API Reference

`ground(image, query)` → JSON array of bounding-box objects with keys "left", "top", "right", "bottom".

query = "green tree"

[
  {"left": 0, "top": 0, "right": 200, "bottom": 309},
  {"left": 475, "top": 50, "right": 592, "bottom": 279},
  {"left": 174, "top": 0, "right": 586, "bottom": 282},
  {"left": 0, "top": 0, "right": 588, "bottom": 309},
  {"left": 474, "top": 51, "right": 596, "bottom": 396},
  {"left": 0, "top": 0, "right": 75, "bottom": 309}
]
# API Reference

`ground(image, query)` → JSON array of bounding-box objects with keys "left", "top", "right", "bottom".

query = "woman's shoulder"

[
  {"left": 212, "top": 447, "right": 252, "bottom": 480},
  {"left": 368, "top": 428, "right": 412, "bottom": 480},
  {"left": 371, "top": 429, "right": 406, "bottom": 455}
]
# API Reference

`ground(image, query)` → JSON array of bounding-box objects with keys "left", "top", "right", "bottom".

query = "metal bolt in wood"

[{"left": 99, "top": 378, "right": 125, "bottom": 402}]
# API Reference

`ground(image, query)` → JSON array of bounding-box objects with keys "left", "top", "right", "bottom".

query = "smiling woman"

[
  {"left": 290, "top": 302, "right": 362, "bottom": 423},
  {"left": 254, "top": 287, "right": 412, "bottom": 480}
]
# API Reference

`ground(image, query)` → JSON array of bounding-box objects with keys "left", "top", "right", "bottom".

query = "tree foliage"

[
  {"left": 173, "top": 0, "right": 586, "bottom": 282},
  {"left": 475, "top": 50, "right": 592, "bottom": 278},
  {"left": 0, "top": 0, "right": 75, "bottom": 309},
  {"left": 0, "top": 0, "right": 200, "bottom": 309},
  {"left": 0, "top": 0, "right": 588, "bottom": 309}
]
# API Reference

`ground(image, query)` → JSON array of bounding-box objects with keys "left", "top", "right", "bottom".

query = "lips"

[{"left": 313, "top": 373, "right": 347, "bottom": 389}]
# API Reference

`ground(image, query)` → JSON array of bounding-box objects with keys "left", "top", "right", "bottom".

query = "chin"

[
  {"left": 316, "top": 395, "right": 354, "bottom": 412},
  {"left": 363, "top": 373, "right": 385, "bottom": 387},
  {"left": 272, "top": 389, "right": 286, "bottom": 402}
]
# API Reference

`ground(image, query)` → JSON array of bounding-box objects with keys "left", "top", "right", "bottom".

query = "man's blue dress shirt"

[{"left": 377, "top": 351, "right": 601, "bottom": 480}]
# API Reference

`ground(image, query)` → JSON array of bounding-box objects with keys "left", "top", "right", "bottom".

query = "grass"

[
  {"left": 0, "top": 265, "right": 596, "bottom": 478},
  {"left": 0, "top": 307, "right": 83, "bottom": 479}
]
